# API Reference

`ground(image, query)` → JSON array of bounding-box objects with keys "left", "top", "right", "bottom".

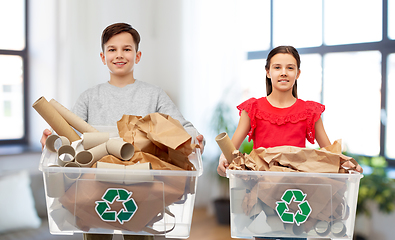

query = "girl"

[{"left": 217, "top": 45, "right": 361, "bottom": 240}]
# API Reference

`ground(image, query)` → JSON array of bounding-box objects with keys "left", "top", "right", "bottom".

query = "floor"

[{"left": 188, "top": 207, "right": 237, "bottom": 240}]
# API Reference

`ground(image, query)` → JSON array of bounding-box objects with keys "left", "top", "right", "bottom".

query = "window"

[
  {"left": 0, "top": 0, "right": 28, "bottom": 144},
  {"left": 245, "top": 0, "right": 395, "bottom": 164}
]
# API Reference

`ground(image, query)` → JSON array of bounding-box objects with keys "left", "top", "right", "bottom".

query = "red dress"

[{"left": 237, "top": 97, "right": 325, "bottom": 149}]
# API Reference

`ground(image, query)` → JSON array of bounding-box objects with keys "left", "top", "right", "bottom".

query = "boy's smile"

[{"left": 100, "top": 32, "right": 142, "bottom": 85}]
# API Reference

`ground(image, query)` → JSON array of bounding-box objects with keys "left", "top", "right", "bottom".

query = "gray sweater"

[{"left": 72, "top": 80, "right": 199, "bottom": 137}]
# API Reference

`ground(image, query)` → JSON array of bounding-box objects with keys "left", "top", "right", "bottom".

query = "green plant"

[{"left": 356, "top": 156, "right": 395, "bottom": 217}]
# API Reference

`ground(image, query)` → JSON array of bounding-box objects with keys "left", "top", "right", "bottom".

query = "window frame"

[
  {"left": 247, "top": 0, "right": 395, "bottom": 165},
  {"left": 0, "top": 0, "right": 29, "bottom": 146}
]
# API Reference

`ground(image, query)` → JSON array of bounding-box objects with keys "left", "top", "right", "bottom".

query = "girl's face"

[
  {"left": 266, "top": 53, "right": 301, "bottom": 94},
  {"left": 100, "top": 32, "right": 142, "bottom": 78}
]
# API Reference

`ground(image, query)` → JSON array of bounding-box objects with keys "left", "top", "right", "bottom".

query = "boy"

[{"left": 41, "top": 23, "right": 204, "bottom": 240}]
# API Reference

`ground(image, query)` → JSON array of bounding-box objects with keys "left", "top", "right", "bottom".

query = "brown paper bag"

[
  {"left": 60, "top": 154, "right": 188, "bottom": 232},
  {"left": 117, "top": 113, "right": 196, "bottom": 171}
]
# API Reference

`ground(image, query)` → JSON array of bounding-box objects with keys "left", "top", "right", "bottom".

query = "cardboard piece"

[
  {"left": 215, "top": 132, "right": 236, "bottom": 164},
  {"left": 49, "top": 98, "right": 98, "bottom": 133},
  {"left": 32, "top": 96, "right": 80, "bottom": 142}
]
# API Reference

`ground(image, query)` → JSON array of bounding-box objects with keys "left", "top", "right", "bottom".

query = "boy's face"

[{"left": 100, "top": 32, "right": 141, "bottom": 78}]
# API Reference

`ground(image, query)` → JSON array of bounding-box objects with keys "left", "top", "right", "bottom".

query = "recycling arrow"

[
  {"left": 275, "top": 189, "right": 312, "bottom": 226},
  {"left": 95, "top": 188, "right": 138, "bottom": 224}
]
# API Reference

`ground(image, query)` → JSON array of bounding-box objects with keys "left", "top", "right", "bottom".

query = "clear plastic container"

[
  {"left": 39, "top": 126, "right": 202, "bottom": 239},
  {"left": 227, "top": 170, "right": 362, "bottom": 239}
]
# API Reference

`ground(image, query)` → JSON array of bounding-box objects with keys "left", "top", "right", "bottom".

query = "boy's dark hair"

[
  {"left": 101, "top": 23, "right": 141, "bottom": 52},
  {"left": 265, "top": 45, "right": 301, "bottom": 98}
]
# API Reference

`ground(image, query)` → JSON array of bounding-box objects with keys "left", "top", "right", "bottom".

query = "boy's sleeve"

[
  {"left": 156, "top": 89, "right": 204, "bottom": 144},
  {"left": 71, "top": 92, "right": 89, "bottom": 122}
]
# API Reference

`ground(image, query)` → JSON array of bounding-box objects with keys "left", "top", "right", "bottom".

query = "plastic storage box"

[
  {"left": 39, "top": 128, "right": 203, "bottom": 239},
  {"left": 227, "top": 170, "right": 362, "bottom": 239}
]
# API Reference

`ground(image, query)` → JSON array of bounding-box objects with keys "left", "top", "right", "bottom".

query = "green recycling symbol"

[
  {"left": 95, "top": 188, "right": 138, "bottom": 224},
  {"left": 275, "top": 189, "right": 312, "bottom": 226}
]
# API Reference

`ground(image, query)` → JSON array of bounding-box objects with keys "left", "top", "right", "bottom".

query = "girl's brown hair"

[
  {"left": 265, "top": 46, "right": 301, "bottom": 98},
  {"left": 101, "top": 23, "right": 141, "bottom": 52}
]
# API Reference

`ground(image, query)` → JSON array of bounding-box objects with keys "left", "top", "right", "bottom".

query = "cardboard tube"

[
  {"left": 82, "top": 132, "right": 109, "bottom": 150},
  {"left": 285, "top": 223, "right": 304, "bottom": 236},
  {"left": 57, "top": 145, "right": 75, "bottom": 166},
  {"left": 230, "top": 187, "right": 246, "bottom": 214},
  {"left": 75, "top": 150, "right": 94, "bottom": 168},
  {"left": 46, "top": 135, "right": 70, "bottom": 152},
  {"left": 32, "top": 96, "right": 80, "bottom": 142},
  {"left": 314, "top": 220, "right": 330, "bottom": 236},
  {"left": 106, "top": 139, "right": 134, "bottom": 160},
  {"left": 215, "top": 132, "right": 236, "bottom": 163},
  {"left": 63, "top": 162, "right": 81, "bottom": 191},
  {"left": 49, "top": 98, "right": 98, "bottom": 133},
  {"left": 88, "top": 142, "right": 109, "bottom": 162},
  {"left": 331, "top": 220, "right": 347, "bottom": 237},
  {"left": 95, "top": 162, "right": 124, "bottom": 184},
  {"left": 124, "top": 162, "right": 154, "bottom": 183},
  {"left": 45, "top": 165, "right": 65, "bottom": 198}
]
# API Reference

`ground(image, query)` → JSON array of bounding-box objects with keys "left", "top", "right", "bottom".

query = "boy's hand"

[
  {"left": 217, "top": 153, "right": 228, "bottom": 177},
  {"left": 196, "top": 134, "right": 205, "bottom": 153},
  {"left": 40, "top": 129, "right": 52, "bottom": 150}
]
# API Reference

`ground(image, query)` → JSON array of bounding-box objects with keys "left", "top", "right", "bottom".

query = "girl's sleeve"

[
  {"left": 306, "top": 101, "right": 325, "bottom": 144},
  {"left": 236, "top": 98, "right": 257, "bottom": 141}
]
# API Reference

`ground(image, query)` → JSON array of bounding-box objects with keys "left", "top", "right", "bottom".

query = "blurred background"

[{"left": 0, "top": 0, "right": 394, "bottom": 239}]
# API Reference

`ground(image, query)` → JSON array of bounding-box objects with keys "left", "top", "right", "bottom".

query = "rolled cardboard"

[
  {"left": 46, "top": 135, "right": 70, "bottom": 152},
  {"left": 63, "top": 162, "right": 81, "bottom": 191},
  {"left": 331, "top": 220, "right": 346, "bottom": 237},
  {"left": 215, "top": 132, "right": 236, "bottom": 164},
  {"left": 87, "top": 142, "right": 109, "bottom": 162},
  {"left": 314, "top": 220, "right": 330, "bottom": 236},
  {"left": 95, "top": 161, "right": 124, "bottom": 184},
  {"left": 231, "top": 187, "right": 246, "bottom": 214},
  {"left": 75, "top": 150, "right": 94, "bottom": 168},
  {"left": 285, "top": 223, "right": 304, "bottom": 236},
  {"left": 106, "top": 138, "right": 134, "bottom": 160},
  {"left": 32, "top": 96, "right": 80, "bottom": 142},
  {"left": 45, "top": 165, "right": 65, "bottom": 198},
  {"left": 49, "top": 98, "right": 98, "bottom": 133},
  {"left": 82, "top": 132, "right": 110, "bottom": 150},
  {"left": 57, "top": 145, "right": 75, "bottom": 166},
  {"left": 124, "top": 162, "right": 154, "bottom": 183}
]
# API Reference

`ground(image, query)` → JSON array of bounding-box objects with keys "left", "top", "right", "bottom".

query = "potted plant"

[
  {"left": 353, "top": 155, "right": 395, "bottom": 240},
  {"left": 209, "top": 101, "right": 253, "bottom": 224}
]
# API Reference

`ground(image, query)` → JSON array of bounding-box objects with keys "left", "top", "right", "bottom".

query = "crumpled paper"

[
  {"left": 228, "top": 139, "right": 359, "bottom": 233},
  {"left": 117, "top": 113, "right": 197, "bottom": 171},
  {"left": 229, "top": 139, "right": 358, "bottom": 173}
]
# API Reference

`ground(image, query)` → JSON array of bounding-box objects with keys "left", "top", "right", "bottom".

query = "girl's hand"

[
  {"left": 196, "top": 134, "right": 205, "bottom": 153},
  {"left": 217, "top": 153, "right": 229, "bottom": 177},
  {"left": 40, "top": 129, "right": 52, "bottom": 150}
]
